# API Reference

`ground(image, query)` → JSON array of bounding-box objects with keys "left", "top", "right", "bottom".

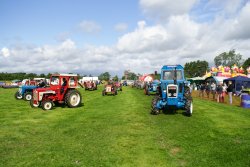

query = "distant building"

[{"left": 124, "top": 70, "right": 130, "bottom": 80}]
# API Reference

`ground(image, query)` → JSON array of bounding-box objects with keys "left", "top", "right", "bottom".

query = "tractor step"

[{"left": 58, "top": 101, "right": 64, "bottom": 104}]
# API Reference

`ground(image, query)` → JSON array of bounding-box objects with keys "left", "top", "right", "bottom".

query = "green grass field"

[{"left": 0, "top": 86, "right": 250, "bottom": 167}]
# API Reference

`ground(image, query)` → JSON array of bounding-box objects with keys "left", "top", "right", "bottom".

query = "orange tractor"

[
  {"left": 84, "top": 81, "right": 97, "bottom": 90},
  {"left": 102, "top": 82, "right": 117, "bottom": 96}
]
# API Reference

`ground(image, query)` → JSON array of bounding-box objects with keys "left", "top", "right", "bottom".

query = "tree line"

[
  {"left": 0, "top": 72, "right": 50, "bottom": 81},
  {"left": 184, "top": 50, "right": 250, "bottom": 78},
  {"left": 1, "top": 50, "right": 249, "bottom": 81}
]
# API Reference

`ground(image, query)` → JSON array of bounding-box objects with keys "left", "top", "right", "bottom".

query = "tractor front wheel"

[
  {"left": 15, "top": 91, "right": 22, "bottom": 100},
  {"left": 30, "top": 99, "right": 40, "bottom": 108},
  {"left": 41, "top": 100, "right": 53, "bottom": 110},
  {"left": 66, "top": 90, "right": 82, "bottom": 108},
  {"left": 24, "top": 92, "right": 33, "bottom": 101}
]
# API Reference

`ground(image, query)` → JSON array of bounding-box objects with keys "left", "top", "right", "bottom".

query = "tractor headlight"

[{"left": 163, "top": 90, "right": 166, "bottom": 93}]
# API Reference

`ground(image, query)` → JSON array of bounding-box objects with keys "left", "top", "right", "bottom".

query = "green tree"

[
  {"left": 39, "top": 73, "right": 46, "bottom": 78},
  {"left": 127, "top": 72, "right": 137, "bottom": 80},
  {"left": 184, "top": 60, "right": 209, "bottom": 78},
  {"left": 214, "top": 50, "right": 243, "bottom": 67},
  {"left": 242, "top": 58, "right": 250, "bottom": 74},
  {"left": 47, "top": 73, "right": 52, "bottom": 78},
  {"left": 113, "top": 75, "right": 119, "bottom": 81},
  {"left": 98, "top": 72, "right": 110, "bottom": 81}
]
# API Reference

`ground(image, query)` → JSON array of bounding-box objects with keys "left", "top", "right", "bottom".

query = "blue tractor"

[
  {"left": 144, "top": 80, "right": 160, "bottom": 95},
  {"left": 151, "top": 65, "right": 193, "bottom": 116},
  {"left": 15, "top": 85, "right": 39, "bottom": 101}
]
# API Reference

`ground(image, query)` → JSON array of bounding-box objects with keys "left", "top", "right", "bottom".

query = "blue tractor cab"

[{"left": 151, "top": 65, "right": 193, "bottom": 116}]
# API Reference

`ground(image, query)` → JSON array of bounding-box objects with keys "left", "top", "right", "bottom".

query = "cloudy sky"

[{"left": 0, "top": 0, "right": 249, "bottom": 76}]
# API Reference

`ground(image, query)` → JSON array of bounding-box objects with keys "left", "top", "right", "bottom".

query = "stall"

[{"left": 223, "top": 76, "right": 250, "bottom": 95}]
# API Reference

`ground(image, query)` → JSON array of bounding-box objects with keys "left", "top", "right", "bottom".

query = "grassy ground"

[{"left": 0, "top": 86, "right": 250, "bottom": 167}]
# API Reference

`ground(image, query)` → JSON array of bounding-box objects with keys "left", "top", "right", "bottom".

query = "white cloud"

[
  {"left": 114, "top": 23, "right": 128, "bottom": 32},
  {"left": 1, "top": 1, "right": 250, "bottom": 76},
  {"left": 79, "top": 20, "right": 101, "bottom": 33},
  {"left": 224, "top": 2, "right": 250, "bottom": 40},
  {"left": 1, "top": 47, "right": 10, "bottom": 57},
  {"left": 117, "top": 16, "right": 199, "bottom": 53},
  {"left": 140, "top": 0, "right": 197, "bottom": 20}
]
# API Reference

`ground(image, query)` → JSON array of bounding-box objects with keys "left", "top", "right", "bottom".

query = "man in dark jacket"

[{"left": 38, "top": 79, "right": 46, "bottom": 87}]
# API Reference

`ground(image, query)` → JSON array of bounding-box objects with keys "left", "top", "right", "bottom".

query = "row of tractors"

[{"left": 14, "top": 64, "right": 192, "bottom": 116}]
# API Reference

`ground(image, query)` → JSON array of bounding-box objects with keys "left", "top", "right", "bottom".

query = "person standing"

[
  {"left": 199, "top": 83, "right": 205, "bottom": 98},
  {"left": 222, "top": 83, "right": 228, "bottom": 103},
  {"left": 216, "top": 83, "right": 223, "bottom": 103},
  {"left": 227, "top": 81, "right": 234, "bottom": 104},
  {"left": 205, "top": 82, "right": 211, "bottom": 99},
  {"left": 211, "top": 82, "right": 216, "bottom": 100}
]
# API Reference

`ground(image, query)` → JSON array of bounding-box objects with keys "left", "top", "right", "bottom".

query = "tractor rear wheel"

[
  {"left": 30, "top": 99, "right": 40, "bottom": 108},
  {"left": 185, "top": 100, "right": 193, "bottom": 117},
  {"left": 41, "top": 100, "right": 53, "bottom": 110},
  {"left": 24, "top": 92, "right": 33, "bottom": 101},
  {"left": 65, "top": 89, "right": 82, "bottom": 108},
  {"left": 151, "top": 96, "right": 160, "bottom": 108},
  {"left": 15, "top": 91, "right": 22, "bottom": 100},
  {"left": 151, "top": 96, "right": 160, "bottom": 115},
  {"left": 151, "top": 107, "right": 160, "bottom": 115},
  {"left": 184, "top": 86, "right": 193, "bottom": 117}
]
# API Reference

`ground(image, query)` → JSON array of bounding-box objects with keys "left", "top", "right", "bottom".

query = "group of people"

[{"left": 198, "top": 81, "right": 234, "bottom": 104}]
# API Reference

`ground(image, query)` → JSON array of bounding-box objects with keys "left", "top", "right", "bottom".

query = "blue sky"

[
  {"left": 0, "top": 0, "right": 143, "bottom": 47},
  {"left": 0, "top": 0, "right": 250, "bottom": 76}
]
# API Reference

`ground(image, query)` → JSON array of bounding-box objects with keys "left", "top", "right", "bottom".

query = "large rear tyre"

[
  {"left": 65, "top": 89, "right": 82, "bottom": 108},
  {"left": 184, "top": 86, "right": 193, "bottom": 117},
  {"left": 30, "top": 99, "right": 40, "bottom": 108},
  {"left": 41, "top": 100, "right": 53, "bottom": 110},
  {"left": 15, "top": 91, "right": 22, "bottom": 100},
  {"left": 151, "top": 107, "right": 160, "bottom": 115},
  {"left": 151, "top": 96, "right": 160, "bottom": 115},
  {"left": 24, "top": 92, "right": 33, "bottom": 101}
]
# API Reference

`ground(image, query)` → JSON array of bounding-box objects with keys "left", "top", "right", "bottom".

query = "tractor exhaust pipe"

[{"left": 174, "top": 67, "right": 177, "bottom": 85}]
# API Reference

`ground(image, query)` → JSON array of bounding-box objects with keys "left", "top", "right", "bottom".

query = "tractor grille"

[{"left": 167, "top": 85, "right": 177, "bottom": 98}]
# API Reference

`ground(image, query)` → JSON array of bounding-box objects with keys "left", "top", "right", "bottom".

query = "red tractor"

[
  {"left": 102, "top": 83, "right": 117, "bottom": 96},
  {"left": 30, "top": 74, "right": 82, "bottom": 110},
  {"left": 114, "top": 82, "right": 122, "bottom": 91},
  {"left": 84, "top": 81, "right": 97, "bottom": 90}
]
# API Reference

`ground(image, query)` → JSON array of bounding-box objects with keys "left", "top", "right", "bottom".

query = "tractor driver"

[
  {"left": 62, "top": 78, "right": 67, "bottom": 86},
  {"left": 60, "top": 78, "right": 67, "bottom": 94},
  {"left": 38, "top": 79, "right": 46, "bottom": 87}
]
